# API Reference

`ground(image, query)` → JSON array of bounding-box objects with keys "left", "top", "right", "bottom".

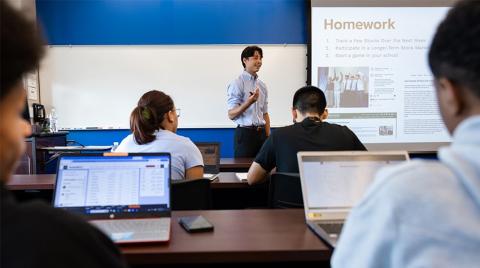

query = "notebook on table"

[
  {"left": 235, "top": 172, "right": 248, "bottom": 182},
  {"left": 53, "top": 153, "right": 172, "bottom": 244}
]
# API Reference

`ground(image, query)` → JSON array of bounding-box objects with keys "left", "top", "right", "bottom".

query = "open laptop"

[
  {"left": 297, "top": 151, "right": 409, "bottom": 247},
  {"left": 195, "top": 142, "right": 221, "bottom": 181},
  {"left": 53, "top": 153, "right": 171, "bottom": 244}
]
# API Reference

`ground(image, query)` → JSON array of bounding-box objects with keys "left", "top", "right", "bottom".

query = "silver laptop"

[
  {"left": 297, "top": 151, "right": 409, "bottom": 247},
  {"left": 53, "top": 153, "right": 172, "bottom": 244},
  {"left": 195, "top": 142, "right": 221, "bottom": 181}
]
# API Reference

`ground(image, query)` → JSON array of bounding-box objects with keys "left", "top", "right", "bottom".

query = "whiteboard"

[{"left": 39, "top": 45, "right": 307, "bottom": 129}]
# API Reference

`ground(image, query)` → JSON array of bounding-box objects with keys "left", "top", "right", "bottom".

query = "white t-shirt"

[{"left": 115, "top": 130, "right": 203, "bottom": 181}]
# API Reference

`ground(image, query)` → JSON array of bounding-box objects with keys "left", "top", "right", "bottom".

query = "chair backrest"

[
  {"left": 268, "top": 173, "right": 303, "bottom": 209},
  {"left": 171, "top": 178, "right": 212, "bottom": 210}
]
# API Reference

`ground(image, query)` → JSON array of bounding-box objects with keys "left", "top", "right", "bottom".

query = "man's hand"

[
  {"left": 228, "top": 87, "right": 260, "bottom": 120},
  {"left": 247, "top": 87, "right": 260, "bottom": 104}
]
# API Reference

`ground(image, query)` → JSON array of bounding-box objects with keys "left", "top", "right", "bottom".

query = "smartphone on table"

[{"left": 178, "top": 215, "right": 214, "bottom": 233}]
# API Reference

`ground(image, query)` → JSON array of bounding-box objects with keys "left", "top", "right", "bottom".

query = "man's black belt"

[{"left": 238, "top": 125, "right": 265, "bottom": 131}]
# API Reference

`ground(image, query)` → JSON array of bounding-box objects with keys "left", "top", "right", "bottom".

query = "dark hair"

[
  {"left": 428, "top": 0, "right": 480, "bottom": 97},
  {"left": 241, "top": 46, "right": 263, "bottom": 68},
  {"left": 0, "top": 1, "right": 45, "bottom": 100},
  {"left": 130, "top": 90, "right": 174, "bottom": 145},
  {"left": 292, "top": 86, "right": 327, "bottom": 115}
]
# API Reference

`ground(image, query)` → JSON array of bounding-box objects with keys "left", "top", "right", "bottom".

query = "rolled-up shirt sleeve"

[
  {"left": 263, "top": 85, "right": 268, "bottom": 114},
  {"left": 227, "top": 81, "right": 243, "bottom": 110}
]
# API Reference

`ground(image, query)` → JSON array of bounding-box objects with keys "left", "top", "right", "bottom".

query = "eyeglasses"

[{"left": 175, "top": 108, "right": 181, "bottom": 118}]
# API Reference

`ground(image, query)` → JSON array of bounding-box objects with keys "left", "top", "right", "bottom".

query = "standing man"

[{"left": 227, "top": 46, "right": 270, "bottom": 157}]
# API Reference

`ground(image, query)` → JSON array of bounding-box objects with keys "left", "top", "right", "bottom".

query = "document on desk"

[
  {"left": 44, "top": 146, "right": 83, "bottom": 150},
  {"left": 42, "top": 145, "right": 112, "bottom": 151},
  {"left": 82, "top": 146, "right": 112, "bottom": 150},
  {"left": 235, "top": 173, "right": 248, "bottom": 182}
]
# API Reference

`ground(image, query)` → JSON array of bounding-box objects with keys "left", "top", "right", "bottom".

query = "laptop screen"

[
  {"left": 53, "top": 154, "right": 170, "bottom": 217},
  {"left": 195, "top": 143, "right": 220, "bottom": 174},
  {"left": 300, "top": 153, "right": 407, "bottom": 211}
]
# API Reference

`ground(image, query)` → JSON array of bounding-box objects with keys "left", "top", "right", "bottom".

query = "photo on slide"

[
  {"left": 379, "top": 125, "right": 394, "bottom": 136},
  {"left": 317, "top": 67, "right": 369, "bottom": 108}
]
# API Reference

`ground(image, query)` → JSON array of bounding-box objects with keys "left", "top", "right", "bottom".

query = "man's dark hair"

[
  {"left": 241, "top": 46, "right": 263, "bottom": 68},
  {"left": 292, "top": 86, "right": 327, "bottom": 115},
  {"left": 0, "top": 1, "right": 45, "bottom": 100},
  {"left": 428, "top": 0, "right": 480, "bottom": 97}
]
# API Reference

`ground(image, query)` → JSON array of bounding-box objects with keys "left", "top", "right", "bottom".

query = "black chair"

[
  {"left": 171, "top": 178, "right": 212, "bottom": 210},
  {"left": 268, "top": 172, "right": 303, "bottom": 209}
]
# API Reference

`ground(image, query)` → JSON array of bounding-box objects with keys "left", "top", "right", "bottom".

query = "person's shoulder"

[
  {"left": 274, "top": 124, "right": 297, "bottom": 133},
  {"left": 322, "top": 121, "right": 352, "bottom": 132},
  {"left": 360, "top": 159, "right": 453, "bottom": 207},
  {"left": 116, "top": 133, "right": 136, "bottom": 150},
  {"left": 167, "top": 132, "right": 198, "bottom": 150},
  {"left": 120, "top": 133, "right": 134, "bottom": 141},
  {"left": 269, "top": 124, "right": 297, "bottom": 138},
  {"left": 228, "top": 73, "right": 245, "bottom": 88},
  {"left": 257, "top": 79, "right": 267, "bottom": 88},
  {"left": 167, "top": 131, "right": 190, "bottom": 143},
  {"left": 322, "top": 122, "right": 361, "bottom": 138}
]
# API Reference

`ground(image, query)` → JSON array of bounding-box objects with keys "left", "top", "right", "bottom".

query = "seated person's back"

[
  {"left": 332, "top": 1, "right": 480, "bottom": 267},
  {"left": 262, "top": 116, "right": 366, "bottom": 173},
  {"left": 0, "top": 3, "right": 127, "bottom": 267},
  {"left": 115, "top": 90, "right": 203, "bottom": 181},
  {"left": 247, "top": 86, "right": 365, "bottom": 184}
]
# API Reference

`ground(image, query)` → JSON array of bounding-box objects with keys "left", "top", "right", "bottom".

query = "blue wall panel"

[
  {"left": 36, "top": 0, "right": 307, "bottom": 45},
  {"left": 67, "top": 128, "right": 236, "bottom": 158},
  {"left": 65, "top": 128, "right": 436, "bottom": 160}
]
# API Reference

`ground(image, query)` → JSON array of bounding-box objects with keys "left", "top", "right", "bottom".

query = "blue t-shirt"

[{"left": 115, "top": 130, "right": 203, "bottom": 181}]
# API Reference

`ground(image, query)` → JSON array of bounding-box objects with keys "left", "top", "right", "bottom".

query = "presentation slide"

[{"left": 311, "top": 3, "right": 452, "bottom": 150}]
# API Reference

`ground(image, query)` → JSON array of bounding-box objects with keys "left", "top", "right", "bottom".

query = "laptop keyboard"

[
  {"left": 92, "top": 218, "right": 170, "bottom": 241},
  {"left": 318, "top": 221, "right": 344, "bottom": 234}
]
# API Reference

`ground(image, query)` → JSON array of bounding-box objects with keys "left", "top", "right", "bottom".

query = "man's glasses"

[{"left": 175, "top": 108, "right": 181, "bottom": 118}]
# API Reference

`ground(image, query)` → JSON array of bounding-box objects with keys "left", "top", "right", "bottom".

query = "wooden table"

[
  {"left": 219, "top": 157, "right": 253, "bottom": 172},
  {"left": 7, "top": 173, "right": 248, "bottom": 191},
  {"left": 121, "top": 209, "right": 331, "bottom": 265},
  {"left": 7, "top": 174, "right": 55, "bottom": 191}
]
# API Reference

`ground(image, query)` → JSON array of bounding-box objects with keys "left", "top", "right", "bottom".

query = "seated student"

[
  {"left": 332, "top": 1, "right": 480, "bottom": 267},
  {"left": 115, "top": 90, "right": 203, "bottom": 181},
  {"left": 0, "top": 3, "right": 127, "bottom": 268},
  {"left": 247, "top": 86, "right": 366, "bottom": 185}
]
